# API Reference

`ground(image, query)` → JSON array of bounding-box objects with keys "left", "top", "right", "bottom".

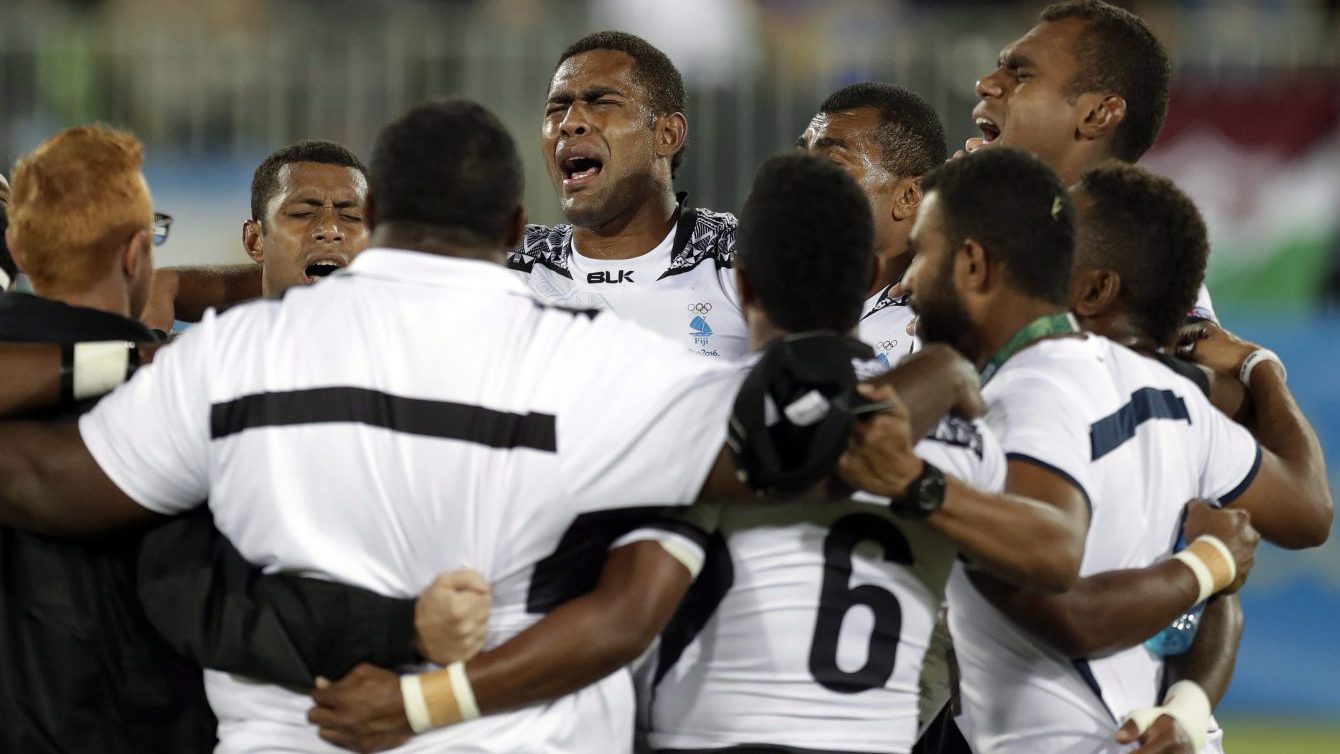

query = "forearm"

[
  {"left": 1242, "top": 365, "right": 1332, "bottom": 544},
  {"left": 171, "top": 264, "right": 263, "bottom": 320},
  {"left": 464, "top": 541, "right": 690, "bottom": 715},
  {"left": 0, "top": 345, "right": 61, "bottom": 415},
  {"left": 967, "top": 559, "right": 1201, "bottom": 658},
  {"left": 0, "top": 421, "right": 138, "bottom": 536},
  {"left": 931, "top": 476, "right": 1084, "bottom": 593},
  {"left": 1166, "top": 594, "right": 1241, "bottom": 707},
  {"left": 0, "top": 342, "right": 163, "bottom": 419},
  {"left": 867, "top": 344, "right": 976, "bottom": 439}
]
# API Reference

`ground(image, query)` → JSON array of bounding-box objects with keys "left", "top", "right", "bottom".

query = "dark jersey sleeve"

[
  {"left": 1153, "top": 352, "right": 1212, "bottom": 398},
  {"left": 136, "top": 508, "right": 419, "bottom": 688}
]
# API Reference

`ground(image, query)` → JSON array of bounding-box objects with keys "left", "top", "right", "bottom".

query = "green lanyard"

[{"left": 979, "top": 312, "right": 1080, "bottom": 385}]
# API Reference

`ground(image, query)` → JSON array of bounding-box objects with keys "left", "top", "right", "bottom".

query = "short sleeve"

[
  {"left": 984, "top": 371, "right": 1095, "bottom": 507},
  {"left": 78, "top": 311, "right": 216, "bottom": 515},
  {"left": 918, "top": 417, "right": 1008, "bottom": 495},
  {"left": 1190, "top": 393, "right": 1262, "bottom": 504},
  {"left": 557, "top": 314, "right": 743, "bottom": 511}
]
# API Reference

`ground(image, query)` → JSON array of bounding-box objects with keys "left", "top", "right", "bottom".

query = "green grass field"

[{"left": 1220, "top": 717, "right": 1340, "bottom": 753}]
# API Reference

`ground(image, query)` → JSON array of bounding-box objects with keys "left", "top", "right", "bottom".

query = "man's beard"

[{"left": 914, "top": 282, "right": 982, "bottom": 365}]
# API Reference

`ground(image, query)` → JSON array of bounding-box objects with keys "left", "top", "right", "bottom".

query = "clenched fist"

[{"left": 414, "top": 569, "right": 491, "bottom": 665}]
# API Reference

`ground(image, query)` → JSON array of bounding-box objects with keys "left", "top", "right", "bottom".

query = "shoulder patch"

[
  {"left": 926, "top": 416, "right": 985, "bottom": 459},
  {"left": 661, "top": 208, "right": 737, "bottom": 279},
  {"left": 509, "top": 224, "right": 574, "bottom": 278}
]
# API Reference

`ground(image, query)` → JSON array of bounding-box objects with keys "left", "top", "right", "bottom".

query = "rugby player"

[
  {"left": 141, "top": 140, "right": 369, "bottom": 329},
  {"left": 510, "top": 31, "right": 747, "bottom": 358},
  {"left": 0, "top": 100, "right": 969, "bottom": 753},
  {"left": 878, "top": 148, "right": 1326, "bottom": 754},
  {"left": 798, "top": 82, "right": 946, "bottom": 368},
  {"left": 962, "top": 0, "right": 1218, "bottom": 321}
]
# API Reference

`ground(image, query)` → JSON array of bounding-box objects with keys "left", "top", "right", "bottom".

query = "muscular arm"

[
  {"left": 462, "top": 540, "right": 691, "bottom": 712},
  {"left": 864, "top": 343, "right": 986, "bottom": 440},
  {"left": 1186, "top": 325, "right": 1332, "bottom": 547},
  {"left": 926, "top": 461, "right": 1089, "bottom": 594},
  {"left": 0, "top": 342, "right": 163, "bottom": 418},
  {"left": 310, "top": 540, "right": 693, "bottom": 748},
  {"left": 138, "top": 508, "right": 420, "bottom": 688},
  {"left": 1226, "top": 364, "right": 1333, "bottom": 548},
  {"left": 164, "top": 264, "right": 263, "bottom": 321},
  {"left": 0, "top": 421, "right": 159, "bottom": 536},
  {"left": 966, "top": 558, "right": 1200, "bottom": 658}
]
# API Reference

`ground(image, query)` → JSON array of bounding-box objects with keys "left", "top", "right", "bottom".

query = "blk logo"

[{"left": 587, "top": 270, "right": 635, "bottom": 284}]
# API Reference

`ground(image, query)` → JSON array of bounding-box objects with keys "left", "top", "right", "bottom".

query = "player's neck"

[
  {"left": 868, "top": 250, "right": 911, "bottom": 297},
  {"left": 570, "top": 189, "right": 678, "bottom": 261},
  {"left": 1097, "top": 314, "right": 1163, "bottom": 354},
  {"left": 36, "top": 279, "right": 132, "bottom": 320},
  {"left": 370, "top": 223, "right": 508, "bottom": 266},
  {"left": 748, "top": 315, "right": 857, "bottom": 353},
  {"left": 976, "top": 294, "right": 1071, "bottom": 370}
]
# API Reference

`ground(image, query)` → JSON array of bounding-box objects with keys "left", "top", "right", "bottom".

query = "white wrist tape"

[
  {"left": 73, "top": 341, "right": 133, "bottom": 400},
  {"left": 1239, "top": 349, "right": 1285, "bottom": 388},
  {"left": 400, "top": 674, "right": 434, "bottom": 734},
  {"left": 1122, "top": 680, "right": 1212, "bottom": 752},
  {"left": 1172, "top": 535, "right": 1236, "bottom": 604},
  {"left": 446, "top": 661, "right": 480, "bottom": 721}
]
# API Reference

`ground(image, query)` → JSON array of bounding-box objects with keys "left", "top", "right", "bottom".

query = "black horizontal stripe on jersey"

[{"left": 209, "top": 387, "right": 557, "bottom": 451}]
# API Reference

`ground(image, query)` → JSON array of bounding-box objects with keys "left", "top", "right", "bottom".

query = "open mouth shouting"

[
  {"left": 303, "top": 254, "right": 348, "bottom": 284},
  {"left": 973, "top": 110, "right": 1002, "bottom": 145},
  {"left": 556, "top": 144, "right": 605, "bottom": 191}
]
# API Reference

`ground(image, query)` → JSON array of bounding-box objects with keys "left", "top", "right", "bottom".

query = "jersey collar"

[{"left": 346, "top": 247, "right": 530, "bottom": 296}]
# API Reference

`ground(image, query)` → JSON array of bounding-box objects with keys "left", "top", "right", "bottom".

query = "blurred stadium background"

[{"left": 2, "top": 0, "right": 1337, "bottom": 749}]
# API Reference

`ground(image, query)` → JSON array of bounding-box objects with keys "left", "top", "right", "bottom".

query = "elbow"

[
  {"left": 600, "top": 617, "right": 661, "bottom": 670},
  {"left": 1275, "top": 497, "right": 1333, "bottom": 550},
  {"left": 1024, "top": 540, "right": 1083, "bottom": 595}
]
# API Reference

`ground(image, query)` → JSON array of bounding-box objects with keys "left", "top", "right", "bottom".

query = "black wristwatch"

[{"left": 892, "top": 460, "right": 947, "bottom": 519}]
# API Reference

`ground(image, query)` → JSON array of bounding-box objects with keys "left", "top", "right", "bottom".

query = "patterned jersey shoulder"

[
  {"left": 508, "top": 223, "right": 575, "bottom": 276},
  {"left": 664, "top": 208, "right": 737, "bottom": 278}
]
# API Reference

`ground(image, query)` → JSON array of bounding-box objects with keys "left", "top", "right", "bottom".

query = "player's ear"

[
  {"left": 958, "top": 238, "right": 990, "bottom": 293},
  {"left": 121, "top": 228, "right": 151, "bottom": 281},
  {"left": 892, "top": 177, "right": 923, "bottom": 222},
  {"left": 363, "top": 193, "right": 378, "bottom": 233},
  {"left": 1078, "top": 93, "right": 1126, "bottom": 143},
  {"left": 242, "top": 219, "right": 263, "bottom": 263},
  {"left": 504, "top": 205, "right": 527, "bottom": 250},
  {"left": 1072, "top": 267, "right": 1120, "bottom": 317},
  {"left": 655, "top": 112, "right": 688, "bottom": 165}
]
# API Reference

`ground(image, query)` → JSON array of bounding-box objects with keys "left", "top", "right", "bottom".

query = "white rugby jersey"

[
  {"left": 78, "top": 248, "right": 745, "bottom": 754},
  {"left": 858, "top": 282, "right": 919, "bottom": 370},
  {"left": 647, "top": 414, "right": 1006, "bottom": 754},
  {"left": 507, "top": 203, "right": 747, "bottom": 360},
  {"left": 947, "top": 334, "right": 1260, "bottom": 754}
]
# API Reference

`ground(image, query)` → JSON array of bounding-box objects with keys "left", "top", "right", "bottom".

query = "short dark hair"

[
  {"left": 557, "top": 31, "right": 688, "bottom": 175},
  {"left": 1041, "top": 0, "right": 1171, "bottom": 162},
  {"left": 250, "top": 140, "right": 367, "bottom": 223},
  {"left": 1076, "top": 162, "right": 1208, "bottom": 347},
  {"left": 921, "top": 148, "right": 1075, "bottom": 306},
  {"left": 369, "top": 98, "right": 523, "bottom": 244},
  {"left": 819, "top": 82, "right": 948, "bottom": 177},
  {"left": 737, "top": 154, "right": 874, "bottom": 333}
]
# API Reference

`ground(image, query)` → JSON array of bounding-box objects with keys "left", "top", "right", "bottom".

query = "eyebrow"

[
  {"left": 809, "top": 136, "right": 850, "bottom": 152},
  {"left": 547, "top": 86, "right": 626, "bottom": 105},
  {"left": 285, "top": 197, "right": 362, "bottom": 210},
  {"left": 999, "top": 50, "right": 1033, "bottom": 69}
]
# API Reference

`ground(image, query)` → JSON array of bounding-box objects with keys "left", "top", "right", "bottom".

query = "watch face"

[{"left": 915, "top": 464, "right": 948, "bottom": 515}]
